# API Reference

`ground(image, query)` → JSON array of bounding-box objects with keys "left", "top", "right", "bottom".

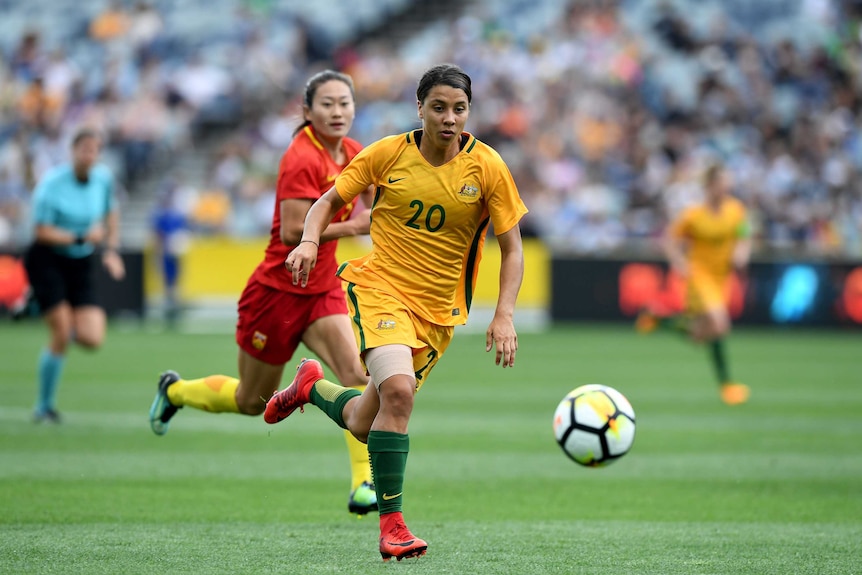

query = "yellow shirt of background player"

[
  {"left": 670, "top": 196, "right": 749, "bottom": 313},
  {"left": 671, "top": 196, "right": 749, "bottom": 280},
  {"left": 334, "top": 130, "right": 528, "bottom": 326}
]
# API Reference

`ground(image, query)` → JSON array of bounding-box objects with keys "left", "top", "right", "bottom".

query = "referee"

[{"left": 24, "top": 127, "right": 125, "bottom": 423}]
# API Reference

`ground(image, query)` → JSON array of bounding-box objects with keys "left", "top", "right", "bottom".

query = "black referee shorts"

[{"left": 23, "top": 243, "right": 97, "bottom": 312}]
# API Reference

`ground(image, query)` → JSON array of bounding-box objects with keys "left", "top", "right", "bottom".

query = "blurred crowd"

[{"left": 1, "top": 0, "right": 861, "bottom": 258}]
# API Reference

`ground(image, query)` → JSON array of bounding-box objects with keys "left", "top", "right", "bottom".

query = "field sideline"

[{"left": 1, "top": 321, "right": 860, "bottom": 574}]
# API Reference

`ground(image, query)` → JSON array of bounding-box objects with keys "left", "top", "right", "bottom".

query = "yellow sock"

[
  {"left": 344, "top": 386, "right": 372, "bottom": 490},
  {"left": 166, "top": 375, "right": 240, "bottom": 413}
]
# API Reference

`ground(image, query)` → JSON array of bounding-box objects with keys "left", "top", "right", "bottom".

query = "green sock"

[
  {"left": 659, "top": 314, "right": 689, "bottom": 335},
  {"left": 367, "top": 431, "right": 409, "bottom": 515},
  {"left": 709, "top": 339, "right": 730, "bottom": 384},
  {"left": 309, "top": 379, "right": 361, "bottom": 429}
]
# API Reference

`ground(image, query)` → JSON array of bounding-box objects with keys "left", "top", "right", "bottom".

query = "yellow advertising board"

[{"left": 145, "top": 237, "right": 549, "bottom": 307}]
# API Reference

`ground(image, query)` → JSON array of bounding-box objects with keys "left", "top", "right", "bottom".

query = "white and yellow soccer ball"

[{"left": 553, "top": 384, "right": 636, "bottom": 467}]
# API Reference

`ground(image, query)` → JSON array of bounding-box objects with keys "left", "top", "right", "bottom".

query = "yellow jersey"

[
  {"left": 670, "top": 197, "right": 749, "bottom": 278},
  {"left": 334, "top": 130, "right": 528, "bottom": 326}
]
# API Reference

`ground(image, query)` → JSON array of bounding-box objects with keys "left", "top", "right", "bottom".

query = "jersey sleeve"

[
  {"left": 485, "top": 153, "right": 527, "bottom": 235},
  {"left": 334, "top": 142, "right": 381, "bottom": 204},
  {"left": 277, "top": 146, "right": 323, "bottom": 201}
]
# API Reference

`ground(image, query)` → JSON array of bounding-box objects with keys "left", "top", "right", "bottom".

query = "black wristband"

[{"left": 74, "top": 233, "right": 85, "bottom": 245}]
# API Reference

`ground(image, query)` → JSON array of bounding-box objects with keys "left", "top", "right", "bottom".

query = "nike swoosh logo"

[
  {"left": 326, "top": 174, "right": 337, "bottom": 182},
  {"left": 388, "top": 177, "right": 405, "bottom": 183},
  {"left": 383, "top": 540, "right": 415, "bottom": 547},
  {"left": 381, "top": 492, "right": 402, "bottom": 500}
]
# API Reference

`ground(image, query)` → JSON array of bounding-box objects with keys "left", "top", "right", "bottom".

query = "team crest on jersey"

[
  {"left": 452, "top": 308, "right": 460, "bottom": 316},
  {"left": 459, "top": 183, "right": 479, "bottom": 198},
  {"left": 376, "top": 319, "right": 397, "bottom": 330},
  {"left": 252, "top": 330, "right": 267, "bottom": 350}
]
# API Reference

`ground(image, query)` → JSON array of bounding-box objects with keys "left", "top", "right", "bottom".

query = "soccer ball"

[{"left": 553, "top": 384, "right": 636, "bottom": 467}]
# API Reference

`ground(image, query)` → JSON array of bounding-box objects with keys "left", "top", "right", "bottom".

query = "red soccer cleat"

[
  {"left": 379, "top": 512, "right": 427, "bottom": 562},
  {"left": 263, "top": 358, "right": 324, "bottom": 424}
]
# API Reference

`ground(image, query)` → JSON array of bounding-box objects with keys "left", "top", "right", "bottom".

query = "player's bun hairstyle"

[
  {"left": 293, "top": 70, "right": 355, "bottom": 137},
  {"left": 417, "top": 63, "right": 472, "bottom": 105}
]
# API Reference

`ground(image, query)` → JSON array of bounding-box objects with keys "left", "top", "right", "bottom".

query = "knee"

[
  {"left": 72, "top": 321, "right": 106, "bottom": 349},
  {"left": 75, "top": 333, "right": 104, "bottom": 350},
  {"left": 380, "top": 383, "right": 414, "bottom": 417},
  {"left": 236, "top": 396, "right": 266, "bottom": 416},
  {"left": 709, "top": 318, "right": 730, "bottom": 339}
]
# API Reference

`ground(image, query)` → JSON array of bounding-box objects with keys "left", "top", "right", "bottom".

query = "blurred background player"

[
  {"left": 24, "top": 128, "right": 126, "bottom": 422},
  {"left": 147, "top": 70, "right": 378, "bottom": 515},
  {"left": 268, "top": 63, "right": 527, "bottom": 561},
  {"left": 637, "top": 162, "right": 752, "bottom": 405},
  {"left": 150, "top": 176, "right": 190, "bottom": 329}
]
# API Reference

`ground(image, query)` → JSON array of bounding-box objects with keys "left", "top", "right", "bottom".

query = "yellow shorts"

[
  {"left": 344, "top": 283, "right": 453, "bottom": 391},
  {"left": 687, "top": 271, "right": 729, "bottom": 315}
]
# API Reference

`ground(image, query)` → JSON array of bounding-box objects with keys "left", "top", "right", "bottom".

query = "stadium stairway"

[{"left": 119, "top": 132, "right": 228, "bottom": 250}]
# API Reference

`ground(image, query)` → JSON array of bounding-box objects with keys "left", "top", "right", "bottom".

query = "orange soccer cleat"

[
  {"left": 634, "top": 308, "right": 659, "bottom": 334},
  {"left": 379, "top": 513, "right": 427, "bottom": 562},
  {"left": 720, "top": 382, "right": 750, "bottom": 406},
  {"left": 263, "top": 358, "right": 324, "bottom": 424}
]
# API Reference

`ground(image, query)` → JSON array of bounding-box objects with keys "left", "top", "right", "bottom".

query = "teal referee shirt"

[{"left": 31, "top": 163, "right": 116, "bottom": 258}]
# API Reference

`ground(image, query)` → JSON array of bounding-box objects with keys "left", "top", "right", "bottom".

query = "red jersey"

[{"left": 250, "top": 126, "right": 363, "bottom": 294}]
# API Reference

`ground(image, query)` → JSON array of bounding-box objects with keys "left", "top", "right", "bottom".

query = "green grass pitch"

[{"left": 1, "top": 320, "right": 860, "bottom": 574}]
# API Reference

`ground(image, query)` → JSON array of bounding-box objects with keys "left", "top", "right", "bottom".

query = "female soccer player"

[
  {"left": 266, "top": 63, "right": 528, "bottom": 561},
  {"left": 640, "top": 162, "right": 752, "bottom": 405},
  {"left": 148, "top": 70, "right": 378, "bottom": 515},
  {"left": 25, "top": 128, "right": 126, "bottom": 422}
]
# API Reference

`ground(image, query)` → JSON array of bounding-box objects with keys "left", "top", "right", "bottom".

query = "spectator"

[
  {"left": 89, "top": 1, "right": 130, "bottom": 43},
  {"left": 1, "top": 0, "right": 861, "bottom": 260}
]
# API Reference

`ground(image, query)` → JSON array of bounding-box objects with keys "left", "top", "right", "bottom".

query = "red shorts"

[{"left": 235, "top": 278, "right": 348, "bottom": 365}]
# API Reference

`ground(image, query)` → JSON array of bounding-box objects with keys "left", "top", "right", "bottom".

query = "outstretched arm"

[
  {"left": 486, "top": 223, "right": 524, "bottom": 368},
  {"left": 284, "top": 187, "right": 347, "bottom": 287}
]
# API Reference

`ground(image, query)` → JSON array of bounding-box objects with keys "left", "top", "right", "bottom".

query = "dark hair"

[
  {"left": 293, "top": 70, "right": 355, "bottom": 137},
  {"left": 71, "top": 127, "right": 101, "bottom": 148},
  {"left": 416, "top": 63, "right": 472, "bottom": 104}
]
